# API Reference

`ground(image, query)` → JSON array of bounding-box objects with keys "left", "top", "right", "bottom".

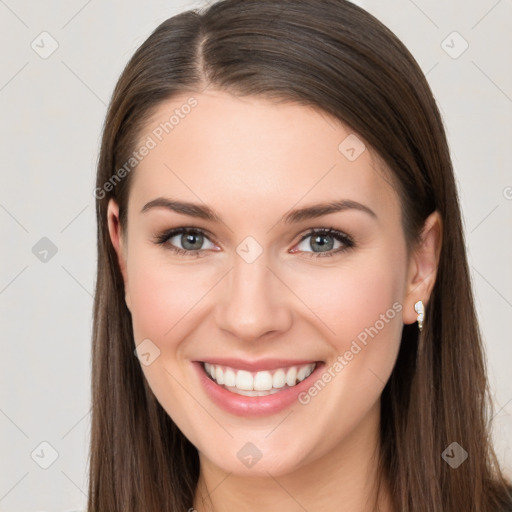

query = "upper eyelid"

[{"left": 298, "top": 227, "right": 352, "bottom": 241}]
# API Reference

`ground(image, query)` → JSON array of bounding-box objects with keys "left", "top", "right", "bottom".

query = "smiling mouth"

[{"left": 201, "top": 361, "right": 319, "bottom": 397}]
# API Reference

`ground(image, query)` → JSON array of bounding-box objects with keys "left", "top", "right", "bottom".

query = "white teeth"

[
  {"left": 286, "top": 366, "right": 297, "bottom": 387},
  {"left": 235, "top": 370, "right": 253, "bottom": 391},
  {"left": 205, "top": 363, "right": 215, "bottom": 380},
  {"left": 272, "top": 369, "right": 286, "bottom": 389},
  {"left": 215, "top": 366, "right": 224, "bottom": 385},
  {"left": 297, "top": 365, "right": 310, "bottom": 381},
  {"left": 253, "top": 371, "right": 273, "bottom": 391},
  {"left": 203, "top": 362, "right": 317, "bottom": 393},
  {"left": 224, "top": 367, "right": 236, "bottom": 387},
  {"left": 228, "top": 387, "right": 283, "bottom": 397}
]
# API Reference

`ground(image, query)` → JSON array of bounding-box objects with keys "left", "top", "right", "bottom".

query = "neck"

[{"left": 193, "top": 401, "right": 393, "bottom": 512}]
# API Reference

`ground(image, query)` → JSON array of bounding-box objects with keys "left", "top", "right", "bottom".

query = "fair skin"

[{"left": 107, "top": 89, "right": 442, "bottom": 512}]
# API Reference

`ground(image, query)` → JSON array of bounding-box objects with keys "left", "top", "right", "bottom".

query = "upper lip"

[{"left": 196, "top": 358, "right": 321, "bottom": 372}]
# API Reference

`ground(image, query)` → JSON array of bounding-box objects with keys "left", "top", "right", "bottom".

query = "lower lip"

[{"left": 192, "top": 361, "right": 325, "bottom": 417}]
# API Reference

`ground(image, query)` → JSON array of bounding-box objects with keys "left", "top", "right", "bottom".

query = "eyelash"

[{"left": 153, "top": 226, "right": 355, "bottom": 259}]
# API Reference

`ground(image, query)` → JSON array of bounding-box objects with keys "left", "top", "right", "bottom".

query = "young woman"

[{"left": 88, "top": 0, "right": 512, "bottom": 510}]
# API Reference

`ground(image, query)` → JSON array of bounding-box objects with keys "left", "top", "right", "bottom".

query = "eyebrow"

[{"left": 140, "top": 197, "right": 377, "bottom": 223}]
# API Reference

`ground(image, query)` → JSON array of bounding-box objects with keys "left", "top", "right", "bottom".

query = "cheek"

[
  {"left": 285, "top": 247, "right": 406, "bottom": 412},
  {"left": 288, "top": 255, "right": 405, "bottom": 349},
  {"left": 126, "top": 249, "right": 212, "bottom": 344},
  {"left": 125, "top": 250, "right": 214, "bottom": 435},
  {"left": 287, "top": 253, "right": 405, "bottom": 449}
]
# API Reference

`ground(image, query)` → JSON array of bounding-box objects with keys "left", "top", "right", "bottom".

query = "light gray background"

[{"left": 0, "top": 1, "right": 511, "bottom": 510}]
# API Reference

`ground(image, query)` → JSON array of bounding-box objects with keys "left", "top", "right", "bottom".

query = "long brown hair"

[{"left": 88, "top": 1, "right": 512, "bottom": 510}]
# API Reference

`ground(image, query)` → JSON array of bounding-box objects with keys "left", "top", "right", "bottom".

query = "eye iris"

[
  {"left": 182, "top": 232, "right": 203, "bottom": 250},
  {"left": 311, "top": 234, "right": 334, "bottom": 252}
]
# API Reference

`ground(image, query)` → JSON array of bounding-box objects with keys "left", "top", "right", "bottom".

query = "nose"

[{"left": 214, "top": 250, "right": 293, "bottom": 342}]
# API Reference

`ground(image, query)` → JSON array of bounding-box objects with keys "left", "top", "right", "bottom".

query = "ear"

[
  {"left": 402, "top": 210, "right": 443, "bottom": 326},
  {"left": 107, "top": 199, "right": 131, "bottom": 311}
]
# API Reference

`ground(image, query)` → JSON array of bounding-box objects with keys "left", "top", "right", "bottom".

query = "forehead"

[{"left": 129, "top": 90, "right": 399, "bottom": 222}]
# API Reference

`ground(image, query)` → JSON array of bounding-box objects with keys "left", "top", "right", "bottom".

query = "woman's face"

[{"left": 108, "top": 89, "right": 438, "bottom": 477}]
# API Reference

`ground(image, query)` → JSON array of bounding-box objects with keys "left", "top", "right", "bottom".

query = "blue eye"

[
  {"left": 154, "top": 228, "right": 216, "bottom": 257},
  {"left": 154, "top": 226, "right": 354, "bottom": 258},
  {"left": 293, "top": 227, "right": 354, "bottom": 258}
]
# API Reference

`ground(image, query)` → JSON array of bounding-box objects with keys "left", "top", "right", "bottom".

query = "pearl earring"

[{"left": 414, "top": 300, "right": 424, "bottom": 332}]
